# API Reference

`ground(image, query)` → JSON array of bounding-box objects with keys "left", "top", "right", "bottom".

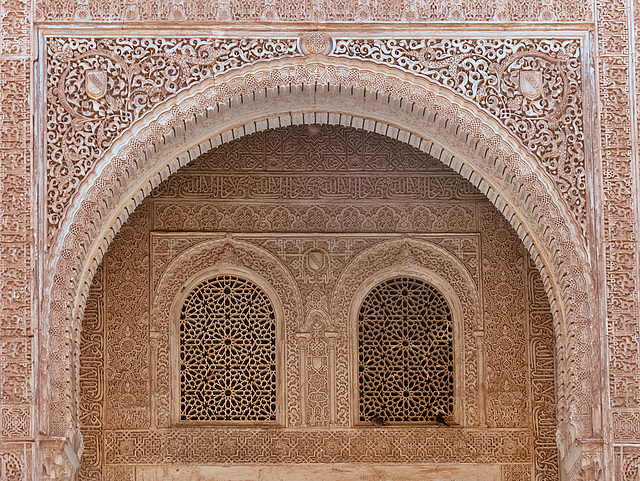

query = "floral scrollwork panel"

[
  {"left": 45, "top": 36, "right": 301, "bottom": 237},
  {"left": 45, "top": 36, "right": 587, "bottom": 246},
  {"left": 332, "top": 38, "right": 586, "bottom": 225}
]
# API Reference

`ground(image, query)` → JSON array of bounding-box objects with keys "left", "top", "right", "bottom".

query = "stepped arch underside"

[{"left": 40, "top": 49, "right": 603, "bottom": 478}]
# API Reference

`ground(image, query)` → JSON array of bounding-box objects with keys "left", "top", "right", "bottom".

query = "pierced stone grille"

[
  {"left": 180, "top": 275, "right": 277, "bottom": 422},
  {"left": 358, "top": 277, "right": 453, "bottom": 423}
]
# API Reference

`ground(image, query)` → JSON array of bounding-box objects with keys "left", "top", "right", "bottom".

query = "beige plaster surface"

[{"left": 135, "top": 463, "right": 501, "bottom": 481}]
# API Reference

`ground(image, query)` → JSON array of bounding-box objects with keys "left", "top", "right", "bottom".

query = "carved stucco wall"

[
  {"left": 78, "top": 125, "right": 558, "bottom": 480},
  {"left": 0, "top": 0, "right": 639, "bottom": 478},
  {"left": 42, "top": 33, "right": 596, "bottom": 466}
]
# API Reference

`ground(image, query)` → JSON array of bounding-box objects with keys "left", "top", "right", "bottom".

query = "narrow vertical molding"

[
  {"left": 296, "top": 333, "right": 310, "bottom": 427},
  {"left": 326, "top": 331, "right": 339, "bottom": 426},
  {"left": 473, "top": 330, "right": 487, "bottom": 428}
]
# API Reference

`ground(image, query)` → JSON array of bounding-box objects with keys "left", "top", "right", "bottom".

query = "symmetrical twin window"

[{"left": 179, "top": 274, "right": 453, "bottom": 424}]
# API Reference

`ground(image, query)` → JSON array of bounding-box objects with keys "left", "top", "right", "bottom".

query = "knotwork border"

[{"left": 38, "top": 33, "right": 603, "bottom": 476}]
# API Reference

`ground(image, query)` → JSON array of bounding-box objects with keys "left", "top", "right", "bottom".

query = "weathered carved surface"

[
  {"left": 0, "top": 444, "right": 30, "bottom": 481},
  {"left": 333, "top": 38, "right": 586, "bottom": 222},
  {"left": 0, "top": 51, "right": 33, "bottom": 480},
  {"left": 615, "top": 445, "right": 640, "bottom": 479},
  {"left": 45, "top": 36, "right": 586, "bottom": 242},
  {"left": 46, "top": 50, "right": 596, "bottom": 456},
  {"left": 527, "top": 257, "right": 559, "bottom": 481},
  {"left": 103, "top": 427, "right": 532, "bottom": 464},
  {"left": 481, "top": 207, "right": 528, "bottom": 428},
  {"left": 104, "top": 206, "right": 150, "bottom": 429},
  {"left": 45, "top": 36, "right": 300, "bottom": 236},
  {"left": 77, "top": 264, "right": 106, "bottom": 481},
  {"left": 0, "top": 0, "right": 34, "bottom": 472},
  {"left": 35, "top": 0, "right": 591, "bottom": 22},
  {"left": 2, "top": 0, "right": 639, "bottom": 473},
  {"left": 79, "top": 125, "right": 558, "bottom": 478},
  {"left": 597, "top": 0, "right": 640, "bottom": 465},
  {"left": 0, "top": 0, "right": 640, "bottom": 472}
]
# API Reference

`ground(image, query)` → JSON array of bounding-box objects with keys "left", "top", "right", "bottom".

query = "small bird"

[
  {"left": 371, "top": 415, "right": 386, "bottom": 427},
  {"left": 435, "top": 413, "right": 449, "bottom": 426}
]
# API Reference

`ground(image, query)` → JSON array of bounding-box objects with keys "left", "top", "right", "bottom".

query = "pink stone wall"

[
  {"left": 0, "top": 0, "right": 639, "bottom": 478},
  {"left": 0, "top": 0, "right": 33, "bottom": 476}
]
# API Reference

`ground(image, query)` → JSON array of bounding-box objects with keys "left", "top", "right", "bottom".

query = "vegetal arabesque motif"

[
  {"left": 332, "top": 38, "right": 585, "bottom": 224},
  {"left": 45, "top": 36, "right": 301, "bottom": 238},
  {"left": 46, "top": 36, "right": 586, "bottom": 244}
]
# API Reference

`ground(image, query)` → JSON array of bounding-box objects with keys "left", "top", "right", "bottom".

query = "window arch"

[
  {"left": 179, "top": 274, "right": 277, "bottom": 422},
  {"left": 357, "top": 276, "right": 454, "bottom": 424}
]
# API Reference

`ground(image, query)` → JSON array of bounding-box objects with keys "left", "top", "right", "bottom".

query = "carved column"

[{"left": 473, "top": 330, "right": 486, "bottom": 428}]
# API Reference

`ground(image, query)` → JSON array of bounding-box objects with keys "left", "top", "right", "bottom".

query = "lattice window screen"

[
  {"left": 180, "top": 275, "right": 277, "bottom": 422},
  {"left": 358, "top": 277, "right": 454, "bottom": 423}
]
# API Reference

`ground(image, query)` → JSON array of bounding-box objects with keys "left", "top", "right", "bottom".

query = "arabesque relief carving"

[
  {"left": 333, "top": 38, "right": 586, "bottom": 222},
  {"left": 596, "top": 0, "right": 640, "bottom": 473},
  {"left": 0, "top": 0, "right": 635, "bottom": 471},
  {"left": 35, "top": 0, "right": 591, "bottom": 23},
  {"left": 79, "top": 125, "right": 559, "bottom": 479},
  {"left": 45, "top": 45, "right": 597, "bottom": 460},
  {"left": 46, "top": 36, "right": 586, "bottom": 243},
  {"left": 45, "top": 36, "right": 300, "bottom": 236}
]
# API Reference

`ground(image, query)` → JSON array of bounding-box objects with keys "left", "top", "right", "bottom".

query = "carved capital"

[{"left": 39, "top": 438, "right": 79, "bottom": 481}]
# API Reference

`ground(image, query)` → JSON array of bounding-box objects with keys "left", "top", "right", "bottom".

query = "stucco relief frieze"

[
  {"left": 103, "top": 427, "right": 532, "bottom": 465},
  {"left": 152, "top": 202, "right": 478, "bottom": 235},
  {"left": 595, "top": 0, "right": 640, "bottom": 472},
  {"left": 46, "top": 35, "right": 587, "bottom": 242},
  {"left": 35, "top": 0, "right": 591, "bottom": 23}
]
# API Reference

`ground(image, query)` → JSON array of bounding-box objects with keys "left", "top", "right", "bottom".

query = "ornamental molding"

[{"left": 35, "top": 0, "right": 592, "bottom": 23}]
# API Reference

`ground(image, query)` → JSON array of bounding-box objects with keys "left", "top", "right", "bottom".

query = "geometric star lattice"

[
  {"left": 180, "top": 275, "right": 276, "bottom": 422},
  {"left": 358, "top": 277, "right": 453, "bottom": 423}
]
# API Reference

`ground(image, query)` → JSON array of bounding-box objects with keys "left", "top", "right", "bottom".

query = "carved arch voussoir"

[{"left": 45, "top": 57, "right": 599, "bottom": 465}]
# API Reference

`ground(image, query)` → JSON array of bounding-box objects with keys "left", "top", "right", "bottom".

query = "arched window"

[
  {"left": 179, "top": 275, "right": 277, "bottom": 422},
  {"left": 358, "top": 277, "right": 454, "bottom": 423}
]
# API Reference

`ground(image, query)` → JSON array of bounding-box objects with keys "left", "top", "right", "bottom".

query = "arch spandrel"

[{"left": 41, "top": 49, "right": 603, "bottom": 473}]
